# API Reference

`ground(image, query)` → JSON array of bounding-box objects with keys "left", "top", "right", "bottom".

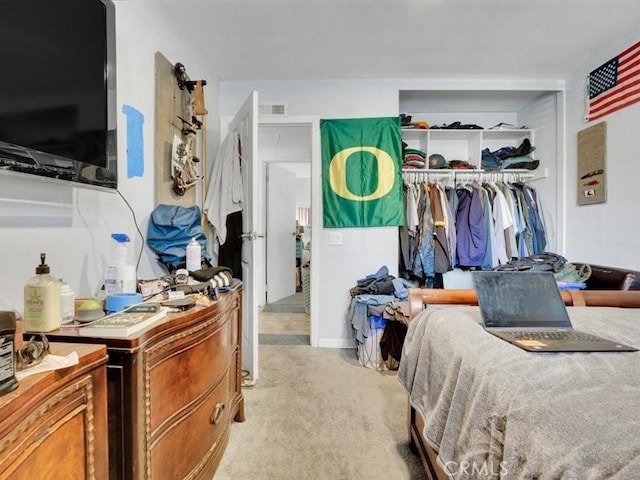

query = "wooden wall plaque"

[
  {"left": 154, "top": 51, "right": 196, "bottom": 206},
  {"left": 577, "top": 122, "right": 606, "bottom": 205}
]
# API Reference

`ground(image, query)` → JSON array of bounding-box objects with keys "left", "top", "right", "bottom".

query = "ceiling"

[
  {"left": 399, "top": 90, "right": 552, "bottom": 114},
  {"left": 141, "top": 0, "right": 640, "bottom": 82}
]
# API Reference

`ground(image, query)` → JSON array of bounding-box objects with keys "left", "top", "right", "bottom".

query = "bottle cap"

[{"left": 36, "top": 253, "right": 50, "bottom": 274}]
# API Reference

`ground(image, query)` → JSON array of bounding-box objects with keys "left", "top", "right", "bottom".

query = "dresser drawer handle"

[{"left": 211, "top": 403, "right": 225, "bottom": 425}]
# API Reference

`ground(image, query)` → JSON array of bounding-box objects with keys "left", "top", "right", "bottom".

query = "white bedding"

[{"left": 398, "top": 306, "right": 640, "bottom": 480}]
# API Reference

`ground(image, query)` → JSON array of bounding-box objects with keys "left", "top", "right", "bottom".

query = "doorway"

[
  {"left": 258, "top": 123, "right": 312, "bottom": 342},
  {"left": 220, "top": 97, "right": 320, "bottom": 381}
]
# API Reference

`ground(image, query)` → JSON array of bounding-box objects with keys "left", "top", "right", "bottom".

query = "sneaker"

[
  {"left": 504, "top": 159, "right": 539, "bottom": 170},
  {"left": 513, "top": 138, "right": 533, "bottom": 157}
]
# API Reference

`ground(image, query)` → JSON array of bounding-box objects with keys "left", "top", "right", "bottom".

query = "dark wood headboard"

[{"left": 408, "top": 288, "right": 640, "bottom": 320}]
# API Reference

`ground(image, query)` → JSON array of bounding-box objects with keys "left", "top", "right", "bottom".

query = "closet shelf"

[
  {"left": 402, "top": 127, "right": 536, "bottom": 170},
  {"left": 401, "top": 128, "right": 533, "bottom": 139}
]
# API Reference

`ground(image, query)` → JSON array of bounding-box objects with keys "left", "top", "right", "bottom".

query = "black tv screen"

[{"left": 0, "top": 0, "right": 117, "bottom": 190}]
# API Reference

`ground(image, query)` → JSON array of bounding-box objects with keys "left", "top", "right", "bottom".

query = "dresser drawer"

[
  {"left": 0, "top": 372, "right": 104, "bottom": 480},
  {"left": 0, "top": 342, "right": 108, "bottom": 480},
  {"left": 145, "top": 316, "right": 231, "bottom": 433},
  {"left": 148, "top": 369, "right": 231, "bottom": 479}
]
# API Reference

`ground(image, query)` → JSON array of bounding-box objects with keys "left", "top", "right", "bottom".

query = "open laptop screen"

[{"left": 472, "top": 271, "right": 573, "bottom": 329}]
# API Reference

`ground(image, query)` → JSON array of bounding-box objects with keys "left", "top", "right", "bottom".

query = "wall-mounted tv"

[{"left": 0, "top": 0, "right": 117, "bottom": 191}]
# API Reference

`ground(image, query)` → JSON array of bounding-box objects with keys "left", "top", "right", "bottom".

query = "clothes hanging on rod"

[
  {"left": 400, "top": 180, "right": 455, "bottom": 286},
  {"left": 399, "top": 170, "right": 547, "bottom": 286}
]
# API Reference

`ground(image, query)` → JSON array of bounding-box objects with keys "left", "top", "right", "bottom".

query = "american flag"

[{"left": 586, "top": 40, "right": 640, "bottom": 122}]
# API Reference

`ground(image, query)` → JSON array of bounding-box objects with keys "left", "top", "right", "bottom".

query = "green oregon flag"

[{"left": 321, "top": 117, "right": 404, "bottom": 228}]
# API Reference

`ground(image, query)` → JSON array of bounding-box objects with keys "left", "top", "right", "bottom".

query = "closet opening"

[{"left": 398, "top": 88, "right": 563, "bottom": 289}]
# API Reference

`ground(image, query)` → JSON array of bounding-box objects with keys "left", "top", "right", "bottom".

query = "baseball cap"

[{"left": 428, "top": 153, "right": 447, "bottom": 169}]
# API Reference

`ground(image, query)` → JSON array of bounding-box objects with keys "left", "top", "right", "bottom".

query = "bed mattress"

[{"left": 399, "top": 306, "right": 640, "bottom": 479}]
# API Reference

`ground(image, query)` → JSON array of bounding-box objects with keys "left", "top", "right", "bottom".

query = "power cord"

[{"left": 116, "top": 189, "right": 145, "bottom": 270}]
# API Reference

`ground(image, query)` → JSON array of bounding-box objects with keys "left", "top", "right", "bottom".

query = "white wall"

[
  {"left": 296, "top": 178, "right": 311, "bottom": 247},
  {"left": 519, "top": 92, "right": 562, "bottom": 253},
  {"left": 0, "top": 3, "right": 220, "bottom": 313},
  {"left": 564, "top": 35, "right": 640, "bottom": 269},
  {"left": 296, "top": 178, "right": 311, "bottom": 209}
]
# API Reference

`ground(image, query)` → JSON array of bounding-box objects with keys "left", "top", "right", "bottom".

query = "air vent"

[{"left": 259, "top": 103, "right": 287, "bottom": 116}]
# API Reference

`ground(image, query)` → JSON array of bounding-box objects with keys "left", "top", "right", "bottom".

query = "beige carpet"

[
  {"left": 214, "top": 344, "right": 426, "bottom": 480},
  {"left": 263, "top": 291, "right": 306, "bottom": 313}
]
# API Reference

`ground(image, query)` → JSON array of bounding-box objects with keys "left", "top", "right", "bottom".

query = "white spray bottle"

[{"left": 104, "top": 233, "right": 137, "bottom": 294}]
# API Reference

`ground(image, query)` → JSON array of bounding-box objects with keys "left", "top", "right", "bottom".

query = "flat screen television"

[{"left": 0, "top": 0, "right": 118, "bottom": 190}]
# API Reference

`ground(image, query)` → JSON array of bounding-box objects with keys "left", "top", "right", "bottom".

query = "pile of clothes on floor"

[{"left": 347, "top": 266, "right": 413, "bottom": 370}]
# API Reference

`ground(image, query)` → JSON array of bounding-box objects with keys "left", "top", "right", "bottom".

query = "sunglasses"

[{"left": 16, "top": 334, "right": 50, "bottom": 371}]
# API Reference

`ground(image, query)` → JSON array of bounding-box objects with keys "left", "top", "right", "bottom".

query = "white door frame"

[{"left": 259, "top": 115, "right": 320, "bottom": 347}]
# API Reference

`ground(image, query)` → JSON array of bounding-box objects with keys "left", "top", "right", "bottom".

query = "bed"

[{"left": 399, "top": 288, "right": 640, "bottom": 480}]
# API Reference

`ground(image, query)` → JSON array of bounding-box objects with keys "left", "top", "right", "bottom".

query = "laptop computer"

[{"left": 472, "top": 270, "right": 638, "bottom": 352}]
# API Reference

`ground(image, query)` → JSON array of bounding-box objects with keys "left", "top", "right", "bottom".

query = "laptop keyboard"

[{"left": 499, "top": 330, "right": 603, "bottom": 342}]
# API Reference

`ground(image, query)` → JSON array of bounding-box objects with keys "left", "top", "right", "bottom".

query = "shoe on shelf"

[
  {"left": 513, "top": 138, "right": 533, "bottom": 157},
  {"left": 488, "top": 122, "right": 529, "bottom": 130}
]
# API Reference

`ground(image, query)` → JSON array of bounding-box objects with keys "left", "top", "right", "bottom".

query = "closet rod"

[
  {"left": 401, "top": 169, "right": 543, "bottom": 183},
  {"left": 402, "top": 170, "right": 454, "bottom": 184}
]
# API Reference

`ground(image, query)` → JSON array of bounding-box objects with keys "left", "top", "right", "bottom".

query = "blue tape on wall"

[{"left": 122, "top": 105, "right": 144, "bottom": 178}]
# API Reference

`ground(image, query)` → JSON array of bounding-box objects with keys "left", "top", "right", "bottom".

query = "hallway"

[
  {"left": 262, "top": 291, "right": 306, "bottom": 313},
  {"left": 259, "top": 307, "right": 310, "bottom": 345},
  {"left": 260, "top": 288, "right": 310, "bottom": 346}
]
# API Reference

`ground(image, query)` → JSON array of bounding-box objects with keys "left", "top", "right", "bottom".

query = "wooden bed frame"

[{"left": 406, "top": 288, "right": 640, "bottom": 480}]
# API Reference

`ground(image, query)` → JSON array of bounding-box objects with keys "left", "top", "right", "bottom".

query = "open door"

[
  {"left": 228, "top": 91, "right": 260, "bottom": 381},
  {"left": 266, "top": 163, "right": 297, "bottom": 304}
]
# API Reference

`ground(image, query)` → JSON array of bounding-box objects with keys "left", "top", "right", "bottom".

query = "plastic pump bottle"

[
  {"left": 23, "top": 253, "right": 61, "bottom": 333},
  {"left": 59, "top": 279, "right": 75, "bottom": 325},
  {"left": 186, "top": 237, "right": 201, "bottom": 272},
  {"left": 104, "top": 233, "right": 137, "bottom": 295}
]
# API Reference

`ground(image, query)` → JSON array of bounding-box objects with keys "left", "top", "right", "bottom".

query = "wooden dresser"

[
  {"left": 0, "top": 343, "right": 109, "bottom": 480},
  {"left": 44, "top": 285, "right": 245, "bottom": 480}
]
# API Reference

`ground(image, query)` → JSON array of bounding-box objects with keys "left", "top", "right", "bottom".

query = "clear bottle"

[
  {"left": 60, "top": 280, "right": 75, "bottom": 325},
  {"left": 105, "top": 233, "right": 137, "bottom": 294},
  {"left": 186, "top": 237, "right": 201, "bottom": 271},
  {"left": 23, "top": 253, "right": 61, "bottom": 332}
]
